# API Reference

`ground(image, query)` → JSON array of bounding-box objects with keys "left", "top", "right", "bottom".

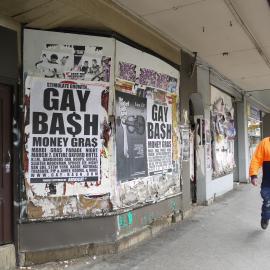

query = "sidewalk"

[{"left": 29, "top": 184, "right": 269, "bottom": 270}]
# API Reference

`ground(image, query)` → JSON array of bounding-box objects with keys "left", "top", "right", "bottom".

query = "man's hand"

[{"left": 251, "top": 176, "right": 258, "bottom": 186}]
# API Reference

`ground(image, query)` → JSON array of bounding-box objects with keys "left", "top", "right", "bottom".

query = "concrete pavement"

[{"left": 30, "top": 184, "right": 269, "bottom": 270}]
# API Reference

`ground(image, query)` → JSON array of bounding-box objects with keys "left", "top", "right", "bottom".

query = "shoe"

[{"left": 261, "top": 219, "right": 269, "bottom": 230}]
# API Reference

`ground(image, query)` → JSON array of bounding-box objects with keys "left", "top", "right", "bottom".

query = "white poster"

[
  {"left": 27, "top": 77, "right": 107, "bottom": 183},
  {"left": 211, "top": 86, "right": 236, "bottom": 177},
  {"left": 147, "top": 90, "right": 173, "bottom": 175}
]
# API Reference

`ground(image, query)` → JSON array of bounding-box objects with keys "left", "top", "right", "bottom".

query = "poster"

[
  {"left": 211, "top": 86, "right": 236, "bottom": 177},
  {"left": 181, "top": 127, "right": 190, "bottom": 162},
  {"left": 118, "top": 61, "right": 137, "bottom": 82},
  {"left": 115, "top": 91, "right": 148, "bottom": 182},
  {"left": 28, "top": 77, "right": 106, "bottom": 183},
  {"left": 33, "top": 44, "right": 111, "bottom": 82},
  {"left": 147, "top": 90, "right": 173, "bottom": 175},
  {"left": 206, "top": 144, "right": 212, "bottom": 170}
]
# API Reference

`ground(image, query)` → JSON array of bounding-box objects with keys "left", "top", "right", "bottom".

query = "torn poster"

[
  {"left": 147, "top": 90, "right": 173, "bottom": 175},
  {"left": 33, "top": 44, "right": 111, "bottom": 82},
  {"left": 115, "top": 91, "right": 148, "bottom": 182},
  {"left": 27, "top": 77, "right": 107, "bottom": 183}
]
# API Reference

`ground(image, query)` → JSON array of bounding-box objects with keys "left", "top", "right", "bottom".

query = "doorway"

[{"left": 0, "top": 84, "right": 13, "bottom": 245}]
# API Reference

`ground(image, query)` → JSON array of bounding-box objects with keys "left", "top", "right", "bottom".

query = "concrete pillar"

[
  {"left": 196, "top": 66, "right": 211, "bottom": 204},
  {"left": 236, "top": 97, "right": 249, "bottom": 183},
  {"left": 180, "top": 50, "right": 197, "bottom": 212}
]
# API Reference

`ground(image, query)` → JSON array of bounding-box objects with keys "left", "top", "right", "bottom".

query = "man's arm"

[{"left": 249, "top": 140, "right": 265, "bottom": 186}]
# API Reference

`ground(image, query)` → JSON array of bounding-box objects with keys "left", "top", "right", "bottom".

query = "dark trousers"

[{"left": 260, "top": 187, "right": 270, "bottom": 220}]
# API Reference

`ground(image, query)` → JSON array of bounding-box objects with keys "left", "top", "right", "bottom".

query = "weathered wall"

[
  {"left": 194, "top": 66, "right": 239, "bottom": 204},
  {"left": 114, "top": 41, "right": 181, "bottom": 209},
  {"left": 22, "top": 29, "right": 182, "bottom": 221},
  {"left": 196, "top": 66, "right": 210, "bottom": 204},
  {"left": 23, "top": 29, "right": 116, "bottom": 220}
]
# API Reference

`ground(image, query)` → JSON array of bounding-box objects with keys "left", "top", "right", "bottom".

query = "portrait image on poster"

[
  {"left": 147, "top": 91, "right": 173, "bottom": 175},
  {"left": 116, "top": 91, "right": 148, "bottom": 182},
  {"left": 28, "top": 77, "right": 106, "bottom": 183}
]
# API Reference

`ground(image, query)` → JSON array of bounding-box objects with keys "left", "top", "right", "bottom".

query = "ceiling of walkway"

[
  {"left": 114, "top": 0, "right": 270, "bottom": 109},
  {"left": 1, "top": 0, "right": 270, "bottom": 109}
]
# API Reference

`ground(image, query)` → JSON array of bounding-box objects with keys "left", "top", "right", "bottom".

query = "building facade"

[{"left": 0, "top": 8, "right": 267, "bottom": 268}]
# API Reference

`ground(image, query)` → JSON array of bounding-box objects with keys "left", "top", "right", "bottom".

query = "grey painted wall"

[
  {"left": 236, "top": 97, "right": 249, "bottom": 182},
  {"left": 19, "top": 216, "right": 118, "bottom": 251},
  {"left": 196, "top": 66, "right": 210, "bottom": 204}
]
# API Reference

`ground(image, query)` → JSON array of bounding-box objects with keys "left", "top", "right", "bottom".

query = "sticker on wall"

[
  {"left": 115, "top": 91, "right": 148, "bottom": 182},
  {"left": 27, "top": 76, "right": 107, "bottom": 183}
]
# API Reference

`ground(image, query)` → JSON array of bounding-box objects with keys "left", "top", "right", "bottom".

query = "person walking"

[{"left": 250, "top": 137, "right": 270, "bottom": 229}]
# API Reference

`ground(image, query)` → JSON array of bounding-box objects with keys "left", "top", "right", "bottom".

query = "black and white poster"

[
  {"left": 33, "top": 44, "right": 111, "bottom": 82},
  {"left": 116, "top": 91, "right": 148, "bottom": 182},
  {"left": 147, "top": 92, "right": 173, "bottom": 175},
  {"left": 27, "top": 77, "right": 105, "bottom": 183},
  {"left": 181, "top": 127, "right": 190, "bottom": 162}
]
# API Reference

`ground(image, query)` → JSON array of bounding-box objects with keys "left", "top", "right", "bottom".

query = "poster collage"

[
  {"left": 115, "top": 61, "right": 179, "bottom": 182},
  {"left": 210, "top": 86, "right": 236, "bottom": 178},
  {"left": 24, "top": 40, "right": 111, "bottom": 189}
]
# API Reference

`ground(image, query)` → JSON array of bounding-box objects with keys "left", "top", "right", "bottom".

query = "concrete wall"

[
  {"left": 196, "top": 66, "right": 210, "bottom": 204},
  {"left": 22, "top": 29, "right": 182, "bottom": 220},
  {"left": 236, "top": 97, "right": 249, "bottom": 183},
  {"left": 206, "top": 173, "right": 234, "bottom": 200},
  {"left": 194, "top": 66, "right": 242, "bottom": 204}
]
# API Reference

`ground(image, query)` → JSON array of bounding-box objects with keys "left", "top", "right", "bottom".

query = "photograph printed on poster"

[
  {"left": 34, "top": 44, "right": 74, "bottom": 78},
  {"left": 167, "top": 76, "right": 178, "bottom": 93},
  {"left": 115, "top": 91, "right": 148, "bottom": 182},
  {"left": 33, "top": 44, "right": 111, "bottom": 82}
]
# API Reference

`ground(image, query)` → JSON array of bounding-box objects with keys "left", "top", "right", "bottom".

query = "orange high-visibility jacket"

[{"left": 249, "top": 137, "right": 270, "bottom": 187}]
